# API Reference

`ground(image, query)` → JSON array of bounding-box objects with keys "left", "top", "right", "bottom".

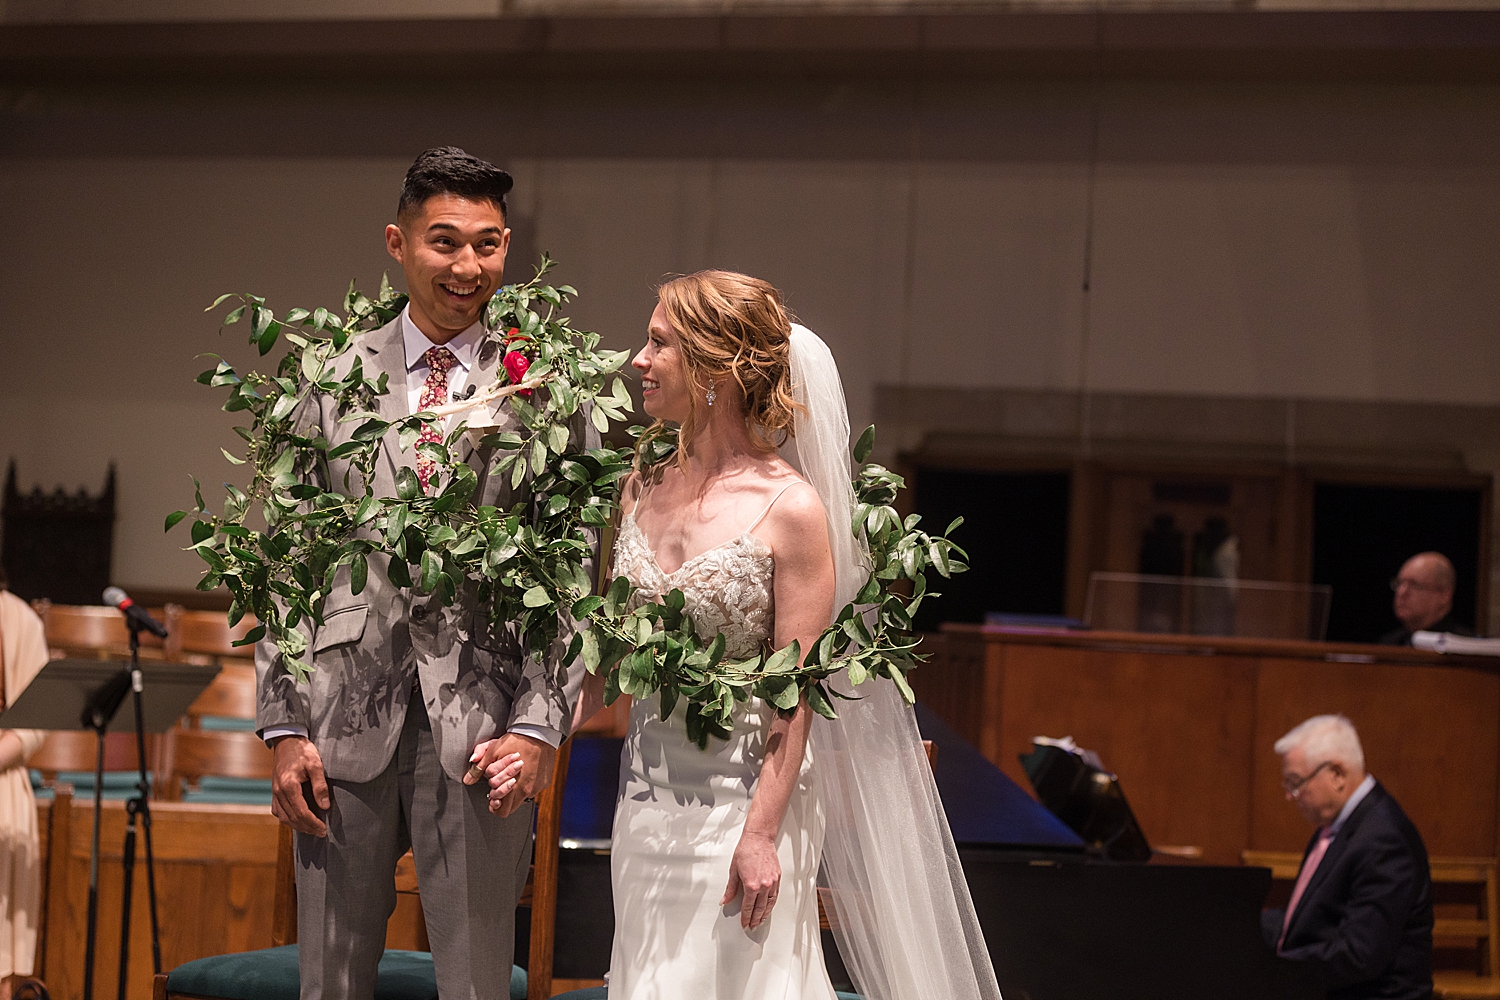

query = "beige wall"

[{"left": 1, "top": 73, "right": 1497, "bottom": 603}]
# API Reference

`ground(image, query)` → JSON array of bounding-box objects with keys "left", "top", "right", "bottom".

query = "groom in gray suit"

[{"left": 256, "top": 147, "right": 591, "bottom": 999}]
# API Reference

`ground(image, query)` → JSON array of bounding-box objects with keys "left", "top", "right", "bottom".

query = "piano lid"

[{"left": 916, "top": 702, "right": 1083, "bottom": 850}]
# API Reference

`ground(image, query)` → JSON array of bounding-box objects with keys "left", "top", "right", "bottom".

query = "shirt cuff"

[
  {"left": 262, "top": 725, "right": 308, "bottom": 747},
  {"left": 506, "top": 723, "right": 563, "bottom": 749}
]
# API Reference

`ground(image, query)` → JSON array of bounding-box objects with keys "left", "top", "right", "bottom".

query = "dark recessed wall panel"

[
  {"left": 912, "top": 468, "right": 1070, "bottom": 629},
  {"left": 1312, "top": 483, "right": 1484, "bottom": 643}
]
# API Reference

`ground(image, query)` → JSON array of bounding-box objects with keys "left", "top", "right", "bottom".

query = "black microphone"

[
  {"left": 102, "top": 586, "right": 169, "bottom": 639},
  {"left": 457, "top": 385, "right": 478, "bottom": 400}
]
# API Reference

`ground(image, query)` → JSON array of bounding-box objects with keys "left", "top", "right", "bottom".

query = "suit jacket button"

[{"left": 411, "top": 603, "right": 428, "bottom": 622}]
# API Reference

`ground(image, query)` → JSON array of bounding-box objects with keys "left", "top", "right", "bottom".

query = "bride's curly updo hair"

[{"left": 645, "top": 270, "right": 800, "bottom": 467}]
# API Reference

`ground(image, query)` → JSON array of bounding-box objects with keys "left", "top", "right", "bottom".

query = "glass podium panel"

[{"left": 1084, "top": 572, "right": 1333, "bottom": 641}]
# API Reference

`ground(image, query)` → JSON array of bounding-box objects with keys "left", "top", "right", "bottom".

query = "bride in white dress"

[{"left": 500, "top": 270, "right": 1004, "bottom": 1000}]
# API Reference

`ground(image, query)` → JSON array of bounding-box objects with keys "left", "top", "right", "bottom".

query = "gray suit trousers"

[{"left": 293, "top": 692, "right": 534, "bottom": 1000}]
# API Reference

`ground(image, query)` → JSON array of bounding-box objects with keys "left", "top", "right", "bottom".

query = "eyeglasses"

[
  {"left": 1281, "top": 760, "right": 1333, "bottom": 797},
  {"left": 1390, "top": 577, "right": 1443, "bottom": 594}
]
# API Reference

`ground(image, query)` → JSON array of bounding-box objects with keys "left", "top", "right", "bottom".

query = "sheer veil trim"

[{"left": 781, "top": 324, "right": 1004, "bottom": 1000}]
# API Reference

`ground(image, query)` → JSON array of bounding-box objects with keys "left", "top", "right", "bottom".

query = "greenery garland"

[
  {"left": 172, "top": 263, "right": 967, "bottom": 746},
  {"left": 172, "top": 257, "right": 636, "bottom": 681},
  {"left": 574, "top": 426, "right": 969, "bottom": 747}
]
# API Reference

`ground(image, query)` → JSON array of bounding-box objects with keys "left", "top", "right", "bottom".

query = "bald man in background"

[{"left": 1378, "top": 552, "right": 1473, "bottom": 646}]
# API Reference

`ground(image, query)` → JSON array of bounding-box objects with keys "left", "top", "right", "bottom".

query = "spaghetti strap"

[{"left": 745, "top": 481, "right": 806, "bottom": 534}]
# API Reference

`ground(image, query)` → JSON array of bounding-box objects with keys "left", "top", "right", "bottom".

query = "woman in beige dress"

[{"left": 0, "top": 572, "right": 48, "bottom": 999}]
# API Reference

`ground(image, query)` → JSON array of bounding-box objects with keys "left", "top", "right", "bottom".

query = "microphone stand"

[
  {"left": 116, "top": 620, "right": 164, "bottom": 999},
  {"left": 79, "top": 620, "right": 164, "bottom": 1000},
  {"left": 80, "top": 665, "right": 129, "bottom": 1000}
]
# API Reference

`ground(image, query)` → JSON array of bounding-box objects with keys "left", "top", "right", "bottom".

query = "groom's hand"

[
  {"left": 466, "top": 732, "right": 555, "bottom": 817},
  {"left": 271, "top": 736, "right": 330, "bottom": 837}
]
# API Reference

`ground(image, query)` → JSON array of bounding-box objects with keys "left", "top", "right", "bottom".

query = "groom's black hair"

[{"left": 397, "top": 146, "right": 512, "bottom": 223}]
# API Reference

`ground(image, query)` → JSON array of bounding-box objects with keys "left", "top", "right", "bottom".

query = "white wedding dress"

[{"left": 607, "top": 496, "right": 839, "bottom": 1000}]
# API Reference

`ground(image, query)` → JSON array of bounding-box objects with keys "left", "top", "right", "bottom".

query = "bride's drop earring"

[{"left": 705, "top": 379, "right": 717, "bottom": 407}]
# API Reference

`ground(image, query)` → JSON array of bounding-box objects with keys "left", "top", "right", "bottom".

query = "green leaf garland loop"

[
  {"left": 569, "top": 426, "right": 969, "bottom": 749},
  {"left": 175, "top": 256, "right": 966, "bottom": 746}
]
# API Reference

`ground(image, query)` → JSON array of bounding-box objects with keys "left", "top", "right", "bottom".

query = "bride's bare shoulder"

[{"left": 760, "top": 476, "right": 827, "bottom": 541}]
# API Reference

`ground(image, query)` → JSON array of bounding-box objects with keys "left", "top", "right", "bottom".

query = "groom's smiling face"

[{"left": 386, "top": 192, "right": 510, "bottom": 344}]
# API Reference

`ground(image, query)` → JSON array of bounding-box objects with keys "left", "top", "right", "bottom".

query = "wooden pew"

[
  {"left": 156, "top": 729, "right": 272, "bottom": 803},
  {"left": 180, "top": 664, "right": 256, "bottom": 727},
  {"left": 172, "top": 612, "right": 258, "bottom": 671},
  {"left": 44, "top": 796, "right": 280, "bottom": 1000},
  {"left": 31, "top": 601, "right": 177, "bottom": 662}
]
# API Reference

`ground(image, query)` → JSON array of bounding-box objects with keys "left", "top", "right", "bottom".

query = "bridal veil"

[{"left": 781, "top": 324, "right": 1004, "bottom": 1000}]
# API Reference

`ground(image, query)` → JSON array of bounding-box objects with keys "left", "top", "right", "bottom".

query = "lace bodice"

[{"left": 614, "top": 513, "right": 775, "bottom": 660}]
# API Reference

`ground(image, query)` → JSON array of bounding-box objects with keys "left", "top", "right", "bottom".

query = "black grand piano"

[
  {"left": 547, "top": 706, "right": 1323, "bottom": 1000},
  {"left": 918, "top": 704, "right": 1323, "bottom": 1000}
]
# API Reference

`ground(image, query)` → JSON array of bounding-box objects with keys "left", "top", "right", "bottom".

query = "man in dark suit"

[
  {"left": 1264, "top": 714, "right": 1433, "bottom": 1000},
  {"left": 256, "top": 147, "right": 592, "bottom": 999},
  {"left": 1379, "top": 551, "right": 1473, "bottom": 646}
]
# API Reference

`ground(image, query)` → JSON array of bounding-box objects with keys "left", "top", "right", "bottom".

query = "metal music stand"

[{"left": 0, "top": 656, "right": 217, "bottom": 1000}]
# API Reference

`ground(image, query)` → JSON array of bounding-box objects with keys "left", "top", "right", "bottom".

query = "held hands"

[
  {"left": 465, "top": 732, "right": 556, "bottom": 817},
  {"left": 722, "top": 832, "right": 781, "bottom": 930},
  {"left": 271, "top": 736, "right": 330, "bottom": 837}
]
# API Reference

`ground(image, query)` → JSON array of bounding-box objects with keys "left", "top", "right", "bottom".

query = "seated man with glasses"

[
  {"left": 1264, "top": 714, "right": 1433, "bottom": 1000},
  {"left": 1380, "top": 551, "right": 1473, "bottom": 646}
]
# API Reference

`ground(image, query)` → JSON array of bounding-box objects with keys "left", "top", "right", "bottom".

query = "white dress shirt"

[
  {"left": 401, "top": 306, "right": 482, "bottom": 422},
  {"left": 264, "top": 306, "right": 562, "bottom": 751},
  {"left": 1328, "top": 773, "right": 1378, "bottom": 838}
]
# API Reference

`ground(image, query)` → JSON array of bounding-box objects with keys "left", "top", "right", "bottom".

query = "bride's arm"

[{"left": 723, "top": 483, "right": 835, "bottom": 930}]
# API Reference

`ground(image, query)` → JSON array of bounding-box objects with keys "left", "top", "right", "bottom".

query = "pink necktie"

[
  {"left": 1280, "top": 826, "right": 1335, "bottom": 951},
  {"left": 415, "top": 346, "right": 457, "bottom": 493}
]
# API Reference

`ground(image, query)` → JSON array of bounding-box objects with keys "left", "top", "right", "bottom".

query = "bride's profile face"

[{"left": 633, "top": 302, "right": 693, "bottom": 422}]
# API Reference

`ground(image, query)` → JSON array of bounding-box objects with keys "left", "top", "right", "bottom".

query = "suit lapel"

[
  {"left": 360, "top": 319, "right": 409, "bottom": 491},
  {"left": 1287, "top": 783, "right": 1383, "bottom": 940}
]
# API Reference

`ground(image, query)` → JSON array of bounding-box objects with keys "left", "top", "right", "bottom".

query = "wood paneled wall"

[{"left": 915, "top": 626, "right": 1500, "bottom": 865}]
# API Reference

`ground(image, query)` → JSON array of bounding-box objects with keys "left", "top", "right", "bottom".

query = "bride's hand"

[
  {"left": 483, "top": 752, "right": 525, "bottom": 809},
  {"left": 721, "top": 832, "right": 781, "bottom": 930}
]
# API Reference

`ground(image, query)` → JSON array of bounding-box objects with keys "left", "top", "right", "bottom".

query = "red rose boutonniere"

[{"left": 502, "top": 327, "right": 533, "bottom": 398}]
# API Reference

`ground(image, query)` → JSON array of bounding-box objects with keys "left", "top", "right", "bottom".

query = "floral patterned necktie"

[{"left": 415, "top": 346, "right": 458, "bottom": 493}]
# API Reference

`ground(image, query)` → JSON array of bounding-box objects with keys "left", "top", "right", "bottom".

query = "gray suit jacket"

[{"left": 255, "top": 317, "right": 594, "bottom": 783}]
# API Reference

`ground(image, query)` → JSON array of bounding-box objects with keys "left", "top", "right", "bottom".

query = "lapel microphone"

[{"left": 456, "top": 385, "right": 478, "bottom": 400}]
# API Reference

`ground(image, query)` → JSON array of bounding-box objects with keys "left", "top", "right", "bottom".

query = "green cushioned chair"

[
  {"left": 182, "top": 775, "right": 273, "bottom": 806},
  {"left": 51, "top": 770, "right": 149, "bottom": 800},
  {"left": 155, "top": 740, "right": 572, "bottom": 1000},
  {"left": 163, "top": 944, "right": 526, "bottom": 1000},
  {"left": 198, "top": 716, "right": 259, "bottom": 732}
]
